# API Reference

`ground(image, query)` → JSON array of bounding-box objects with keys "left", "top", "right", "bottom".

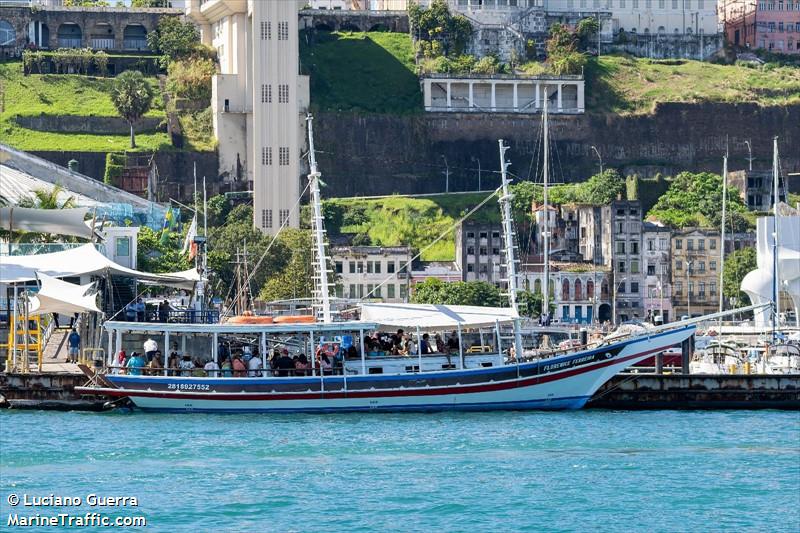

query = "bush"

[
  {"left": 94, "top": 50, "right": 109, "bottom": 77},
  {"left": 472, "top": 55, "right": 500, "bottom": 74},
  {"left": 104, "top": 152, "right": 125, "bottom": 185},
  {"left": 166, "top": 57, "right": 216, "bottom": 102}
]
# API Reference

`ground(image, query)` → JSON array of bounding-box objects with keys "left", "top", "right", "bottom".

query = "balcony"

[
  {"left": 123, "top": 39, "right": 148, "bottom": 51},
  {"left": 91, "top": 38, "right": 115, "bottom": 49},
  {"left": 58, "top": 38, "right": 82, "bottom": 48}
]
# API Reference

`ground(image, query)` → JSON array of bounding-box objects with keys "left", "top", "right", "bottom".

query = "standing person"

[
  {"left": 124, "top": 301, "right": 136, "bottom": 322},
  {"left": 232, "top": 354, "right": 247, "bottom": 377},
  {"left": 126, "top": 352, "right": 147, "bottom": 376},
  {"left": 158, "top": 300, "right": 169, "bottom": 323},
  {"left": 248, "top": 352, "right": 263, "bottom": 377},
  {"left": 204, "top": 358, "right": 220, "bottom": 378},
  {"left": 447, "top": 331, "right": 459, "bottom": 354},
  {"left": 51, "top": 313, "right": 60, "bottom": 329},
  {"left": 135, "top": 297, "right": 146, "bottom": 322},
  {"left": 67, "top": 328, "right": 81, "bottom": 364},
  {"left": 143, "top": 338, "right": 158, "bottom": 363}
]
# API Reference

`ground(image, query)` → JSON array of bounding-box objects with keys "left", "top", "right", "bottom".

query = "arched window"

[
  {"left": 587, "top": 279, "right": 595, "bottom": 299},
  {"left": 534, "top": 279, "right": 542, "bottom": 295},
  {"left": 57, "top": 23, "right": 82, "bottom": 48},
  {"left": 574, "top": 279, "right": 583, "bottom": 301},
  {"left": 0, "top": 20, "right": 14, "bottom": 47},
  {"left": 601, "top": 280, "right": 609, "bottom": 298},
  {"left": 562, "top": 279, "right": 571, "bottom": 301},
  {"left": 658, "top": 26, "right": 666, "bottom": 34},
  {"left": 123, "top": 24, "right": 148, "bottom": 51}
]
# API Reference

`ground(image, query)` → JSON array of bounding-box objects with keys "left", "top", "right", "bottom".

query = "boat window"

[
  {"left": 368, "top": 367, "right": 383, "bottom": 374},
  {"left": 481, "top": 362, "right": 493, "bottom": 367},
  {"left": 441, "top": 364, "right": 456, "bottom": 370},
  {"left": 404, "top": 365, "right": 420, "bottom": 373}
]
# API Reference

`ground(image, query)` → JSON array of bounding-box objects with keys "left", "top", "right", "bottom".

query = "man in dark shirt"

[
  {"left": 391, "top": 329, "right": 404, "bottom": 349},
  {"left": 420, "top": 333, "right": 432, "bottom": 355},
  {"left": 276, "top": 349, "right": 295, "bottom": 377}
]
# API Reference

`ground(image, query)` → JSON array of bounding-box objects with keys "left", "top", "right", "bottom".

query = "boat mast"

[
  {"left": 771, "top": 136, "right": 780, "bottom": 341},
  {"left": 719, "top": 152, "right": 727, "bottom": 315},
  {"left": 498, "top": 139, "right": 523, "bottom": 360},
  {"left": 306, "top": 114, "right": 332, "bottom": 324},
  {"left": 542, "top": 91, "right": 550, "bottom": 322}
]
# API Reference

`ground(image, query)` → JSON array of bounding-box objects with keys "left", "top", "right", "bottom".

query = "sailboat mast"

[
  {"left": 498, "top": 139, "right": 524, "bottom": 361},
  {"left": 307, "top": 114, "right": 332, "bottom": 323},
  {"left": 542, "top": 92, "right": 550, "bottom": 321},
  {"left": 771, "top": 136, "right": 780, "bottom": 339},
  {"left": 719, "top": 153, "right": 727, "bottom": 314}
]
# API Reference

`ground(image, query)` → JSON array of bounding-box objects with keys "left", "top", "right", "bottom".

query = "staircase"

[
  {"left": 110, "top": 277, "right": 136, "bottom": 317},
  {"left": 43, "top": 329, "right": 69, "bottom": 363}
]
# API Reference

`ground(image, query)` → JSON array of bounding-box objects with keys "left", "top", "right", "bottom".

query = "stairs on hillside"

[{"left": 43, "top": 329, "right": 68, "bottom": 363}]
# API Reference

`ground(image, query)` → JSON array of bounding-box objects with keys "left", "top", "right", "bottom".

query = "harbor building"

[
  {"left": 670, "top": 227, "right": 720, "bottom": 318},
  {"left": 186, "top": 0, "right": 308, "bottom": 234},
  {"left": 456, "top": 221, "right": 507, "bottom": 287},
  {"left": 331, "top": 246, "right": 413, "bottom": 302},
  {"left": 609, "top": 200, "right": 644, "bottom": 323},
  {"left": 642, "top": 221, "right": 672, "bottom": 323}
]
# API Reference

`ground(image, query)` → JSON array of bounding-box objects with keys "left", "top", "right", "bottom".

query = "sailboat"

[{"left": 75, "top": 115, "right": 704, "bottom": 413}]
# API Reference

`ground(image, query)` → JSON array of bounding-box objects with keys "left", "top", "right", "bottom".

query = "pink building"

[{"left": 725, "top": 0, "right": 800, "bottom": 54}]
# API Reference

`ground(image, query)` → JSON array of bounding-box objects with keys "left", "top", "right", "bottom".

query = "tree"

[
  {"left": 18, "top": 185, "right": 76, "bottom": 210},
  {"left": 137, "top": 225, "right": 191, "bottom": 273},
  {"left": 110, "top": 70, "right": 154, "bottom": 149},
  {"left": 648, "top": 171, "right": 752, "bottom": 230},
  {"left": 723, "top": 247, "right": 757, "bottom": 306},
  {"left": 516, "top": 289, "right": 544, "bottom": 318},
  {"left": 411, "top": 278, "right": 503, "bottom": 307},
  {"left": 64, "top": 0, "right": 110, "bottom": 6},
  {"left": 546, "top": 23, "right": 587, "bottom": 75},
  {"left": 408, "top": 0, "right": 472, "bottom": 57},
  {"left": 259, "top": 229, "right": 315, "bottom": 302},
  {"left": 575, "top": 17, "right": 599, "bottom": 51},
  {"left": 132, "top": 0, "right": 172, "bottom": 6},
  {"left": 146, "top": 16, "right": 200, "bottom": 67}
]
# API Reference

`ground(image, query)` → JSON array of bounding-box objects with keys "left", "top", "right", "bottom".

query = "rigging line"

[
  {"left": 359, "top": 186, "right": 504, "bottom": 302},
  {"left": 222, "top": 179, "right": 313, "bottom": 320}
]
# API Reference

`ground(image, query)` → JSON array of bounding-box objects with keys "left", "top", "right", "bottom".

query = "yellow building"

[{"left": 670, "top": 228, "right": 720, "bottom": 318}]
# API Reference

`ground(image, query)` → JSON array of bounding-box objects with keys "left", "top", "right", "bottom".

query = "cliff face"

[{"left": 314, "top": 103, "right": 799, "bottom": 197}]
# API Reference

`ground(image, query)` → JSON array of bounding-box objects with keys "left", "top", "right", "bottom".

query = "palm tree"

[
  {"left": 18, "top": 184, "right": 76, "bottom": 210},
  {"left": 110, "top": 70, "right": 154, "bottom": 149}
]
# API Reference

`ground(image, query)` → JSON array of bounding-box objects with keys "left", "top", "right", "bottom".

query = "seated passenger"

[
  {"left": 435, "top": 334, "right": 445, "bottom": 353},
  {"left": 420, "top": 333, "right": 432, "bottom": 354},
  {"left": 232, "top": 354, "right": 247, "bottom": 377},
  {"left": 149, "top": 354, "right": 163, "bottom": 376},
  {"left": 318, "top": 353, "right": 332, "bottom": 374},
  {"left": 204, "top": 359, "right": 220, "bottom": 378},
  {"left": 126, "top": 352, "right": 147, "bottom": 376},
  {"left": 192, "top": 359, "right": 207, "bottom": 377},
  {"left": 294, "top": 354, "right": 309, "bottom": 376},
  {"left": 346, "top": 346, "right": 358, "bottom": 360},
  {"left": 168, "top": 352, "right": 180, "bottom": 376},
  {"left": 179, "top": 355, "right": 195, "bottom": 377},
  {"left": 221, "top": 357, "right": 233, "bottom": 377},
  {"left": 248, "top": 353, "right": 263, "bottom": 377}
]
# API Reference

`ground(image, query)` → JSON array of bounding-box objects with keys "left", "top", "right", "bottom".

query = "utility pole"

[
  {"left": 744, "top": 139, "right": 754, "bottom": 171},
  {"left": 471, "top": 156, "right": 482, "bottom": 191},
  {"left": 591, "top": 145, "right": 603, "bottom": 175}
]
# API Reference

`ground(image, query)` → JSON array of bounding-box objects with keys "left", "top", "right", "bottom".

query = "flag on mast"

[{"left": 183, "top": 215, "right": 197, "bottom": 259}]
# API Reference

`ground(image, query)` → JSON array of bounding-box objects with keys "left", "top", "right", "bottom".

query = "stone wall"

[
  {"left": 609, "top": 33, "right": 723, "bottom": 60},
  {"left": 16, "top": 115, "right": 163, "bottom": 135},
  {"left": 299, "top": 9, "right": 409, "bottom": 33},
  {"left": 30, "top": 150, "right": 221, "bottom": 203},
  {"left": 312, "top": 103, "right": 800, "bottom": 197}
]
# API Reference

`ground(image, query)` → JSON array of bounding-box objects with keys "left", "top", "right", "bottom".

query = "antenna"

[{"left": 306, "top": 114, "right": 332, "bottom": 323}]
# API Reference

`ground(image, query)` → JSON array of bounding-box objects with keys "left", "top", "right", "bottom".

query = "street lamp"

[
  {"left": 590, "top": 145, "right": 603, "bottom": 175},
  {"left": 686, "top": 259, "right": 693, "bottom": 318},
  {"left": 612, "top": 276, "right": 627, "bottom": 326},
  {"left": 471, "top": 155, "right": 482, "bottom": 191},
  {"left": 744, "top": 139, "right": 753, "bottom": 171},
  {"left": 441, "top": 155, "right": 450, "bottom": 193}
]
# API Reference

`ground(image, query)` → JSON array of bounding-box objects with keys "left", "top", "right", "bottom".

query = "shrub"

[
  {"left": 104, "top": 152, "right": 125, "bottom": 185},
  {"left": 166, "top": 56, "right": 216, "bottom": 102},
  {"left": 94, "top": 50, "right": 109, "bottom": 77},
  {"left": 472, "top": 55, "right": 500, "bottom": 74}
]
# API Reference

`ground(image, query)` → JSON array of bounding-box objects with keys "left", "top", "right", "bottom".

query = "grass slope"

[
  {"left": 325, "top": 192, "right": 501, "bottom": 261},
  {"left": 0, "top": 60, "right": 170, "bottom": 151},
  {"left": 587, "top": 55, "right": 800, "bottom": 115},
  {"left": 301, "top": 31, "right": 421, "bottom": 114}
]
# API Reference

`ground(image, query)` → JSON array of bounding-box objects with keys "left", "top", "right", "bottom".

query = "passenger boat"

[{"left": 78, "top": 113, "right": 754, "bottom": 412}]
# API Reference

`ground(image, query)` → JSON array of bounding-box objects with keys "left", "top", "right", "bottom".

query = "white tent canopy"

[
  {"left": 0, "top": 206, "right": 94, "bottom": 240},
  {"left": 1, "top": 243, "right": 197, "bottom": 288},
  {"left": 360, "top": 303, "right": 519, "bottom": 331},
  {"left": 28, "top": 273, "right": 102, "bottom": 316}
]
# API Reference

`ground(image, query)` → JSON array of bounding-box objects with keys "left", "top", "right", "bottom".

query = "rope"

[{"left": 360, "top": 186, "right": 503, "bottom": 302}]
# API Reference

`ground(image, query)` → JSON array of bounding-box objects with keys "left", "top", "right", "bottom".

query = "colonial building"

[
  {"left": 331, "top": 246, "right": 413, "bottom": 302},
  {"left": 186, "top": 0, "right": 308, "bottom": 234},
  {"left": 608, "top": 200, "right": 644, "bottom": 323},
  {"left": 642, "top": 221, "right": 672, "bottom": 323},
  {"left": 724, "top": 0, "right": 800, "bottom": 54},
  {"left": 670, "top": 227, "right": 720, "bottom": 318},
  {"left": 456, "top": 221, "right": 507, "bottom": 287},
  {"left": 521, "top": 264, "right": 612, "bottom": 324}
]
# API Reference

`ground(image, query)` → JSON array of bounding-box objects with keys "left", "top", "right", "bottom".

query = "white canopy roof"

[
  {"left": 0, "top": 206, "right": 95, "bottom": 240},
  {"left": 28, "top": 273, "right": 102, "bottom": 316},
  {"left": 360, "top": 303, "right": 519, "bottom": 330},
  {"left": 1, "top": 243, "right": 197, "bottom": 288}
]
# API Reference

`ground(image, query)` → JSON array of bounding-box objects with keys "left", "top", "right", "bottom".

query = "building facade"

[
  {"left": 456, "top": 221, "right": 507, "bottom": 286},
  {"left": 728, "top": 169, "right": 787, "bottom": 211},
  {"left": 724, "top": 0, "right": 800, "bottom": 54},
  {"left": 187, "top": 0, "right": 308, "bottom": 234},
  {"left": 642, "top": 221, "right": 672, "bottom": 322},
  {"left": 331, "top": 246, "right": 413, "bottom": 302},
  {"left": 670, "top": 227, "right": 720, "bottom": 318},
  {"left": 608, "top": 200, "right": 644, "bottom": 323}
]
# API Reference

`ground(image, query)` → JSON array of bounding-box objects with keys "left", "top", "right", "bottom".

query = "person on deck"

[
  {"left": 149, "top": 354, "right": 163, "bottom": 376},
  {"left": 126, "top": 352, "right": 147, "bottom": 376},
  {"left": 435, "top": 334, "right": 445, "bottom": 354},
  {"left": 135, "top": 298, "right": 145, "bottom": 322},
  {"left": 158, "top": 300, "right": 170, "bottom": 323},
  {"left": 248, "top": 353, "right": 263, "bottom": 377},
  {"left": 276, "top": 349, "right": 295, "bottom": 377},
  {"left": 294, "top": 354, "right": 309, "bottom": 376},
  {"left": 143, "top": 338, "right": 158, "bottom": 363},
  {"left": 232, "top": 354, "right": 247, "bottom": 377},
  {"left": 167, "top": 352, "right": 180, "bottom": 376},
  {"left": 420, "top": 333, "right": 432, "bottom": 355},
  {"left": 447, "top": 331, "right": 459, "bottom": 353},
  {"left": 116, "top": 349, "right": 127, "bottom": 374},
  {"left": 67, "top": 328, "right": 81, "bottom": 364},
  {"left": 204, "top": 359, "right": 220, "bottom": 378},
  {"left": 220, "top": 356, "right": 233, "bottom": 377},
  {"left": 179, "top": 354, "right": 195, "bottom": 376},
  {"left": 125, "top": 302, "right": 137, "bottom": 322}
]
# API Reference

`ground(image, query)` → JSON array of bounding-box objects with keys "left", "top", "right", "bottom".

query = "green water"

[{"left": 1, "top": 410, "right": 798, "bottom": 532}]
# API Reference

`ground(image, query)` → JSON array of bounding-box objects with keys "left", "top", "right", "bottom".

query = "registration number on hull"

[{"left": 166, "top": 383, "right": 211, "bottom": 391}]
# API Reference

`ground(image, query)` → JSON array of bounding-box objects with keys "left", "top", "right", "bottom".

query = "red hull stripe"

[{"left": 93, "top": 347, "right": 663, "bottom": 402}]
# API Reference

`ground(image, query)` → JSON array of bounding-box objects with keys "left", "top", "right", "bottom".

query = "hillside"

[
  {"left": 0, "top": 60, "right": 170, "bottom": 151},
  {"left": 300, "top": 31, "right": 800, "bottom": 115}
]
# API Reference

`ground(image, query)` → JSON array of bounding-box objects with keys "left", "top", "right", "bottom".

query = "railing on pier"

[{"left": 130, "top": 309, "right": 220, "bottom": 324}]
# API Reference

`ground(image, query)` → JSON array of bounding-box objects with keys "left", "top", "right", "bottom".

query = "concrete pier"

[{"left": 589, "top": 374, "right": 800, "bottom": 410}]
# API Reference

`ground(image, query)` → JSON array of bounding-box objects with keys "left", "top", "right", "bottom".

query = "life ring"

[
  {"left": 273, "top": 315, "right": 316, "bottom": 324},
  {"left": 227, "top": 315, "right": 274, "bottom": 324}
]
